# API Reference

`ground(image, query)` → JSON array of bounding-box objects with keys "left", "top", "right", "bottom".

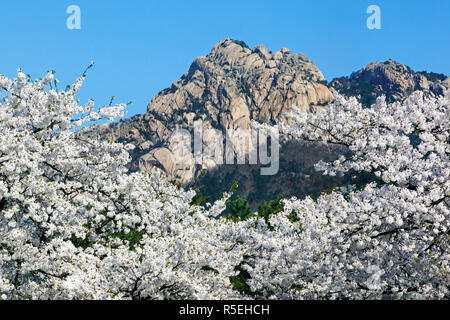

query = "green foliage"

[
  {"left": 229, "top": 267, "right": 252, "bottom": 296},
  {"left": 75, "top": 215, "right": 145, "bottom": 251},
  {"left": 190, "top": 190, "right": 211, "bottom": 206},
  {"left": 257, "top": 195, "right": 285, "bottom": 221},
  {"left": 70, "top": 234, "right": 94, "bottom": 250},
  {"left": 416, "top": 71, "right": 447, "bottom": 82},
  {"left": 254, "top": 195, "right": 286, "bottom": 230},
  {"left": 225, "top": 181, "right": 240, "bottom": 195},
  {"left": 170, "top": 180, "right": 183, "bottom": 190},
  {"left": 287, "top": 210, "right": 300, "bottom": 223},
  {"left": 200, "top": 265, "right": 219, "bottom": 274},
  {"left": 108, "top": 229, "right": 145, "bottom": 251},
  {"left": 225, "top": 196, "right": 253, "bottom": 221},
  {"left": 190, "top": 169, "right": 211, "bottom": 206}
]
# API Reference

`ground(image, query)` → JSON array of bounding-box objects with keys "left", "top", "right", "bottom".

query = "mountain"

[
  {"left": 330, "top": 59, "right": 449, "bottom": 106},
  {"left": 101, "top": 39, "right": 336, "bottom": 184},
  {"left": 100, "top": 40, "right": 449, "bottom": 208}
]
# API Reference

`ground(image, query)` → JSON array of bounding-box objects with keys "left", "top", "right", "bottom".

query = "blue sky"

[{"left": 1, "top": 0, "right": 448, "bottom": 118}]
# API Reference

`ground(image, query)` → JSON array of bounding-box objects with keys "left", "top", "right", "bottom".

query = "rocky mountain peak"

[
  {"left": 209, "top": 38, "right": 251, "bottom": 61},
  {"left": 101, "top": 39, "right": 334, "bottom": 183},
  {"left": 208, "top": 39, "right": 290, "bottom": 67},
  {"left": 144, "top": 38, "right": 332, "bottom": 127},
  {"left": 331, "top": 59, "right": 449, "bottom": 106}
]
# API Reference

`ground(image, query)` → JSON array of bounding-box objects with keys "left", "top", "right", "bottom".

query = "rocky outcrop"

[
  {"left": 101, "top": 39, "right": 335, "bottom": 184},
  {"left": 330, "top": 59, "right": 449, "bottom": 106},
  {"left": 144, "top": 39, "right": 332, "bottom": 127}
]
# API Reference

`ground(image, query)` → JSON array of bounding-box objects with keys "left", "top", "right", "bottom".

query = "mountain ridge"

[{"left": 330, "top": 58, "right": 449, "bottom": 106}]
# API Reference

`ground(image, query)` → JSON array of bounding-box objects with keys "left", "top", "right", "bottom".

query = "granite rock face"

[
  {"left": 101, "top": 39, "right": 334, "bottom": 184},
  {"left": 144, "top": 39, "right": 333, "bottom": 126}
]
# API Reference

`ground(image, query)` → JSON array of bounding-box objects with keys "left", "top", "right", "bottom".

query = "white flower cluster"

[
  {"left": 0, "top": 71, "right": 244, "bottom": 300},
  {"left": 244, "top": 92, "right": 449, "bottom": 299},
  {"left": 0, "top": 71, "right": 448, "bottom": 300}
]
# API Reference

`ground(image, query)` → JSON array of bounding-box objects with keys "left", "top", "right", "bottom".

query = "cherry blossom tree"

[
  {"left": 1, "top": 69, "right": 448, "bottom": 300},
  {"left": 0, "top": 70, "right": 244, "bottom": 300},
  {"left": 244, "top": 92, "right": 449, "bottom": 299}
]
